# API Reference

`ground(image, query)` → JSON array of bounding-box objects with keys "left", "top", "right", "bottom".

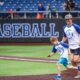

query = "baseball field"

[{"left": 0, "top": 45, "right": 78, "bottom": 80}]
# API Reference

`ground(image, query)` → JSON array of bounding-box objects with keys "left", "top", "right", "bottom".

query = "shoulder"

[
  {"left": 52, "top": 46, "right": 57, "bottom": 53},
  {"left": 72, "top": 23, "right": 80, "bottom": 33},
  {"left": 62, "top": 25, "right": 67, "bottom": 32},
  {"left": 60, "top": 42, "right": 69, "bottom": 48},
  {"left": 72, "top": 23, "right": 80, "bottom": 29},
  {"left": 63, "top": 25, "right": 66, "bottom": 29},
  {"left": 73, "top": 23, "right": 79, "bottom": 26},
  {"left": 53, "top": 46, "right": 56, "bottom": 50}
]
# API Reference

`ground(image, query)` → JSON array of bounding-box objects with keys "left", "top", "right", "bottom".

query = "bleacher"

[
  {"left": 0, "top": 0, "right": 80, "bottom": 11},
  {"left": 0, "top": 0, "right": 80, "bottom": 19}
]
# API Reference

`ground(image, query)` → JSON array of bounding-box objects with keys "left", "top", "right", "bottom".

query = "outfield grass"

[
  {"left": 0, "top": 46, "right": 59, "bottom": 59},
  {"left": 0, "top": 60, "right": 65, "bottom": 76},
  {"left": 0, "top": 45, "right": 62, "bottom": 76}
]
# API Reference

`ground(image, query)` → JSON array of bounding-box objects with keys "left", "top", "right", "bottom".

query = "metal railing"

[{"left": 0, "top": 11, "right": 80, "bottom": 19}]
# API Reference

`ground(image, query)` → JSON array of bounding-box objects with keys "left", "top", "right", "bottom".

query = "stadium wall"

[{"left": 0, "top": 19, "right": 80, "bottom": 43}]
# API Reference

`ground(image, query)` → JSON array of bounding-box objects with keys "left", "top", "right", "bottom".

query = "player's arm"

[
  {"left": 47, "top": 46, "right": 57, "bottom": 57},
  {"left": 74, "top": 24, "right": 80, "bottom": 34},
  {"left": 61, "top": 37, "right": 67, "bottom": 42},
  {"left": 60, "top": 42, "right": 70, "bottom": 56},
  {"left": 73, "top": 24, "right": 80, "bottom": 45},
  {"left": 61, "top": 28, "right": 67, "bottom": 42},
  {"left": 47, "top": 52, "right": 55, "bottom": 57}
]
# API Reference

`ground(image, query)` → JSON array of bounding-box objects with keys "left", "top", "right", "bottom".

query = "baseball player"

[
  {"left": 48, "top": 37, "right": 70, "bottom": 79},
  {"left": 62, "top": 14, "right": 80, "bottom": 78}
]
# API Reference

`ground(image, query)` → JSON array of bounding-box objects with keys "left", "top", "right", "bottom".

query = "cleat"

[{"left": 52, "top": 75, "right": 62, "bottom": 80}]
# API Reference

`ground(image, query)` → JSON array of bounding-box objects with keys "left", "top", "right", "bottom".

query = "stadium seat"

[{"left": 0, "top": 0, "right": 79, "bottom": 11}]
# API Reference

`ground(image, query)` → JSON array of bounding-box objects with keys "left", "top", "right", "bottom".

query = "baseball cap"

[{"left": 65, "top": 14, "right": 72, "bottom": 19}]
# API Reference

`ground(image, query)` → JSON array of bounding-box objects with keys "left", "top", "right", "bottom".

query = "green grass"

[
  {"left": 0, "top": 60, "right": 65, "bottom": 76},
  {"left": 0, "top": 45, "right": 61, "bottom": 76},
  {"left": 0, "top": 46, "right": 59, "bottom": 59}
]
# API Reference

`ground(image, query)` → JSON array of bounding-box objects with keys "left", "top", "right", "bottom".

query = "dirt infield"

[
  {"left": 0, "top": 56, "right": 79, "bottom": 80},
  {"left": 0, "top": 73, "right": 79, "bottom": 80},
  {"left": 0, "top": 56, "right": 57, "bottom": 63},
  {"left": 0, "top": 74, "right": 55, "bottom": 80}
]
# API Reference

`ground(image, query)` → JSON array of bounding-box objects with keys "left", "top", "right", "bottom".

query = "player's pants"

[{"left": 57, "top": 58, "right": 68, "bottom": 67}]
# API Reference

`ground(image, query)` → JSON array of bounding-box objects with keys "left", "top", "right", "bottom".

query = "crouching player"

[{"left": 48, "top": 37, "right": 71, "bottom": 78}]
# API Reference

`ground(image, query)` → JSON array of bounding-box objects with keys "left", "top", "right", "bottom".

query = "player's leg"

[
  {"left": 53, "top": 64, "right": 62, "bottom": 80},
  {"left": 56, "top": 59, "right": 63, "bottom": 76},
  {"left": 71, "top": 48, "right": 80, "bottom": 78},
  {"left": 70, "top": 49, "right": 78, "bottom": 67},
  {"left": 68, "top": 53, "right": 73, "bottom": 61},
  {"left": 73, "top": 48, "right": 80, "bottom": 63},
  {"left": 70, "top": 48, "right": 80, "bottom": 78},
  {"left": 62, "top": 58, "right": 69, "bottom": 69},
  {"left": 78, "top": 56, "right": 80, "bottom": 62},
  {"left": 56, "top": 64, "right": 62, "bottom": 76},
  {"left": 53, "top": 59, "right": 63, "bottom": 80},
  {"left": 54, "top": 58, "right": 68, "bottom": 80},
  {"left": 73, "top": 55, "right": 80, "bottom": 63},
  {"left": 56, "top": 58, "right": 68, "bottom": 76}
]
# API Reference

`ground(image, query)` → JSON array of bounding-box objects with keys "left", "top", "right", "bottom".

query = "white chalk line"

[{"left": 0, "top": 56, "right": 57, "bottom": 63}]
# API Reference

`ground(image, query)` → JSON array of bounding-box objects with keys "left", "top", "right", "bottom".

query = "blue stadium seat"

[{"left": 0, "top": 0, "right": 79, "bottom": 11}]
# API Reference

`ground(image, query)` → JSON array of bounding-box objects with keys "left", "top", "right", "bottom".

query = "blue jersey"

[
  {"left": 63, "top": 23, "right": 80, "bottom": 49},
  {"left": 52, "top": 42, "right": 69, "bottom": 59}
]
